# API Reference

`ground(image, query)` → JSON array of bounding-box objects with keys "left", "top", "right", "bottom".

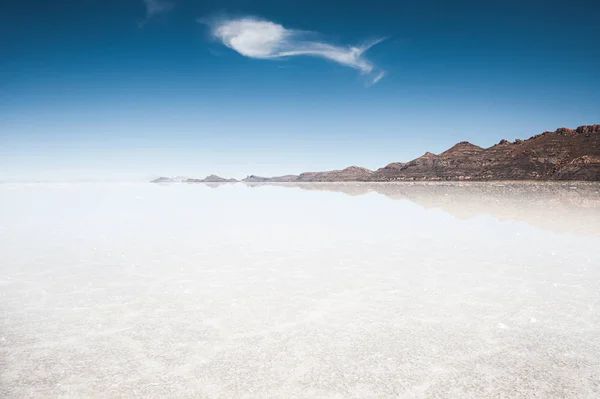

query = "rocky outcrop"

[
  {"left": 552, "top": 156, "right": 600, "bottom": 181},
  {"left": 440, "top": 142, "right": 484, "bottom": 157},
  {"left": 366, "top": 162, "right": 405, "bottom": 181},
  {"left": 576, "top": 125, "right": 600, "bottom": 134},
  {"left": 297, "top": 166, "right": 373, "bottom": 182}
]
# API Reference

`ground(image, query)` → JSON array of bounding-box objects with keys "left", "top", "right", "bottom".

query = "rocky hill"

[
  {"left": 152, "top": 124, "right": 600, "bottom": 183},
  {"left": 367, "top": 124, "right": 600, "bottom": 181},
  {"left": 296, "top": 166, "right": 373, "bottom": 182},
  {"left": 152, "top": 175, "right": 237, "bottom": 183},
  {"left": 249, "top": 124, "right": 600, "bottom": 182}
]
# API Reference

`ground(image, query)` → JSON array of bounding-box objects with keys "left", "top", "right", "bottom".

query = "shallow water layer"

[{"left": 1, "top": 182, "right": 599, "bottom": 398}]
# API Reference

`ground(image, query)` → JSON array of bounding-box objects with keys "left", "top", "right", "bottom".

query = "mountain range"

[
  {"left": 152, "top": 174, "right": 237, "bottom": 184},
  {"left": 152, "top": 124, "right": 600, "bottom": 183}
]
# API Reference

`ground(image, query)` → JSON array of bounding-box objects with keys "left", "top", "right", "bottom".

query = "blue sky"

[{"left": 1, "top": 0, "right": 599, "bottom": 181}]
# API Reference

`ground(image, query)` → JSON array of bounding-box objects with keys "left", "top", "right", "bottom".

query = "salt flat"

[{"left": 1, "top": 182, "right": 599, "bottom": 398}]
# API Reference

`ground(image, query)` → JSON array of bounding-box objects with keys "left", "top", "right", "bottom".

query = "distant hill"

[
  {"left": 242, "top": 175, "right": 299, "bottom": 183},
  {"left": 251, "top": 124, "right": 600, "bottom": 182},
  {"left": 185, "top": 174, "right": 237, "bottom": 183},
  {"left": 151, "top": 177, "right": 176, "bottom": 183},
  {"left": 152, "top": 124, "right": 600, "bottom": 183},
  {"left": 152, "top": 175, "right": 237, "bottom": 183}
]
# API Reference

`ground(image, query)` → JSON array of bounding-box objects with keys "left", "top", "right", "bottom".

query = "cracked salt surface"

[{"left": 1, "top": 182, "right": 600, "bottom": 398}]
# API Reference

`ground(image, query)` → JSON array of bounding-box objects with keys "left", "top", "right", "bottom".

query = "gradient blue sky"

[{"left": 1, "top": 0, "right": 599, "bottom": 181}]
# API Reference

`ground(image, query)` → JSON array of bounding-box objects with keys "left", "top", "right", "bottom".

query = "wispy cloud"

[
  {"left": 143, "top": 0, "right": 173, "bottom": 18},
  {"left": 204, "top": 17, "right": 386, "bottom": 85}
]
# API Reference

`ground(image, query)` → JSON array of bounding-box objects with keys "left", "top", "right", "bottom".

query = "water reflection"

[{"left": 242, "top": 182, "right": 600, "bottom": 236}]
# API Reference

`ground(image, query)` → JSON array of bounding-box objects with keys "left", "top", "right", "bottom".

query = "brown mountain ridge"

[
  {"left": 152, "top": 124, "right": 600, "bottom": 183},
  {"left": 242, "top": 124, "right": 600, "bottom": 182}
]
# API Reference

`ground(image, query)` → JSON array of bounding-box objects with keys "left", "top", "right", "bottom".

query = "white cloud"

[{"left": 206, "top": 17, "right": 386, "bottom": 84}]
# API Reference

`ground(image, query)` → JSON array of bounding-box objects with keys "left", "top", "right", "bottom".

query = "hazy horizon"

[{"left": 2, "top": 121, "right": 598, "bottom": 183}]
